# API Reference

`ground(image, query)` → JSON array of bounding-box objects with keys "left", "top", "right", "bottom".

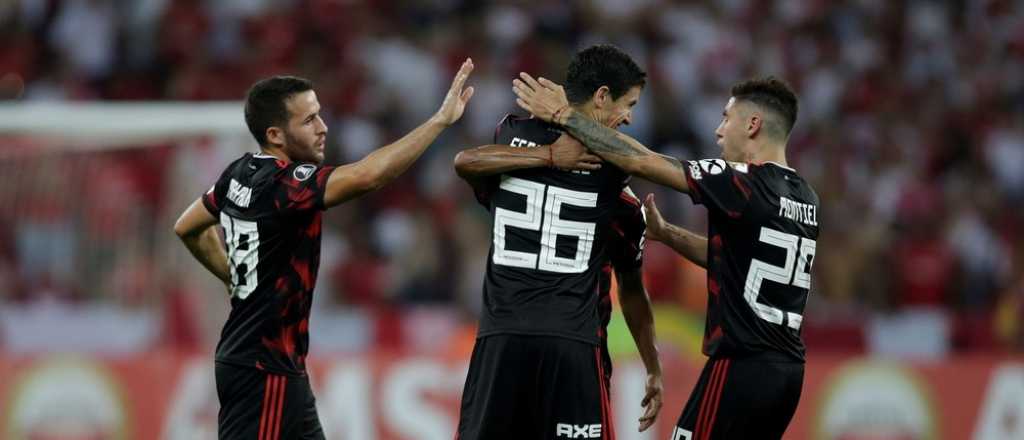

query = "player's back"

[
  {"left": 202, "top": 152, "right": 335, "bottom": 375},
  {"left": 477, "top": 115, "right": 630, "bottom": 345},
  {"left": 683, "top": 159, "right": 819, "bottom": 362}
]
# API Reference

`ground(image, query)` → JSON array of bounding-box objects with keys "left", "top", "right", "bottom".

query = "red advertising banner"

[{"left": 0, "top": 353, "right": 1020, "bottom": 439}]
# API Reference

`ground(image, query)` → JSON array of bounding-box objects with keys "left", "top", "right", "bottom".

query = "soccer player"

[
  {"left": 173, "top": 59, "right": 475, "bottom": 440},
  {"left": 452, "top": 44, "right": 662, "bottom": 440},
  {"left": 514, "top": 75, "right": 818, "bottom": 439}
]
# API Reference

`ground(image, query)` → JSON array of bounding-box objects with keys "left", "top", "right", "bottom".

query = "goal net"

[{"left": 0, "top": 102, "right": 253, "bottom": 353}]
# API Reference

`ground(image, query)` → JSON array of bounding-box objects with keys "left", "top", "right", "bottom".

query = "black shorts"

[
  {"left": 456, "top": 334, "right": 614, "bottom": 440},
  {"left": 215, "top": 362, "right": 324, "bottom": 440},
  {"left": 671, "top": 355, "right": 804, "bottom": 440}
]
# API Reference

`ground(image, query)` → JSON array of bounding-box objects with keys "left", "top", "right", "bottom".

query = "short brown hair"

[
  {"left": 244, "top": 76, "right": 314, "bottom": 147},
  {"left": 731, "top": 77, "right": 799, "bottom": 138}
]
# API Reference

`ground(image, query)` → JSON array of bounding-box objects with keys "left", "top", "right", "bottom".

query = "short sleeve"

[
  {"left": 608, "top": 187, "right": 646, "bottom": 271},
  {"left": 494, "top": 114, "right": 513, "bottom": 145},
  {"left": 683, "top": 159, "right": 753, "bottom": 218},
  {"left": 275, "top": 163, "right": 336, "bottom": 213},
  {"left": 202, "top": 177, "right": 228, "bottom": 217}
]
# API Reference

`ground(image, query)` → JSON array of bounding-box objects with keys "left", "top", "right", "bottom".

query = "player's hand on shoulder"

[
  {"left": 550, "top": 134, "right": 602, "bottom": 171},
  {"left": 433, "top": 58, "right": 475, "bottom": 126},
  {"left": 642, "top": 193, "right": 667, "bottom": 242}
]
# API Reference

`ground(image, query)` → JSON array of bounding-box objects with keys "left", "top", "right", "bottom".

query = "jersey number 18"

[{"left": 221, "top": 213, "right": 259, "bottom": 299}]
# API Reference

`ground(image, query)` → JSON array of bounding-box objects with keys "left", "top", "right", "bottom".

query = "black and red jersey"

[
  {"left": 473, "top": 114, "right": 632, "bottom": 345},
  {"left": 595, "top": 186, "right": 646, "bottom": 384},
  {"left": 683, "top": 159, "right": 819, "bottom": 362},
  {"left": 203, "top": 152, "right": 335, "bottom": 376}
]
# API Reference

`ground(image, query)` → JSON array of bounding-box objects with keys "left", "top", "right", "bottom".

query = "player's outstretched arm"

[
  {"left": 453, "top": 134, "right": 602, "bottom": 179},
  {"left": 644, "top": 193, "right": 707, "bottom": 268},
  {"left": 323, "top": 58, "right": 476, "bottom": 208},
  {"left": 174, "top": 197, "right": 231, "bottom": 288},
  {"left": 616, "top": 267, "right": 663, "bottom": 432},
  {"left": 512, "top": 73, "right": 690, "bottom": 193}
]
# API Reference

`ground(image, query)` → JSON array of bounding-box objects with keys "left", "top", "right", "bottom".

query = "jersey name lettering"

[
  {"left": 778, "top": 196, "right": 817, "bottom": 226},
  {"left": 510, "top": 137, "right": 539, "bottom": 148},
  {"left": 227, "top": 179, "right": 253, "bottom": 208}
]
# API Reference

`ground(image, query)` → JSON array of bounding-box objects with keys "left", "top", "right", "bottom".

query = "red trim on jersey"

[
  {"left": 204, "top": 191, "right": 219, "bottom": 210},
  {"left": 618, "top": 191, "right": 641, "bottom": 207},
  {"left": 695, "top": 359, "right": 730, "bottom": 440},
  {"left": 594, "top": 347, "right": 616, "bottom": 440},
  {"left": 258, "top": 375, "right": 273, "bottom": 439},
  {"left": 271, "top": 375, "right": 286, "bottom": 440},
  {"left": 702, "top": 359, "right": 730, "bottom": 440},
  {"left": 694, "top": 360, "right": 723, "bottom": 439},
  {"left": 493, "top": 113, "right": 512, "bottom": 143},
  {"left": 731, "top": 174, "right": 751, "bottom": 200}
]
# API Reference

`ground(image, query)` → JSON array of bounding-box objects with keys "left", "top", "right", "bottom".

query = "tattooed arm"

[
  {"left": 561, "top": 111, "right": 690, "bottom": 193},
  {"left": 513, "top": 73, "right": 690, "bottom": 193}
]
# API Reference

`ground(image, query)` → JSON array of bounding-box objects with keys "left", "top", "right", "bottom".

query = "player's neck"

[
  {"left": 749, "top": 142, "right": 789, "bottom": 168},
  {"left": 573, "top": 104, "right": 602, "bottom": 125},
  {"left": 259, "top": 147, "right": 292, "bottom": 163}
]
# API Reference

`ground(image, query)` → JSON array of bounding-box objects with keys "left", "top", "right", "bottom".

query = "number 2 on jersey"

[
  {"left": 221, "top": 213, "right": 259, "bottom": 299},
  {"left": 744, "top": 226, "right": 816, "bottom": 330},
  {"left": 492, "top": 177, "right": 597, "bottom": 273}
]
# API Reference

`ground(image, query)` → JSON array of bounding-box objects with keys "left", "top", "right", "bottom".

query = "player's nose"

[{"left": 316, "top": 115, "right": 328, "bottom": 134}]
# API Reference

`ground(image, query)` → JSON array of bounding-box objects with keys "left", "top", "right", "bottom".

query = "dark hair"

[
  {"left": 244, "top": 76, "right": 314, "bottom": 146},
  {"left": 565, "top": 44, "right": 647, "bottom": 105},
  {"left": 730, "top": 76, "right": 799, "bottom": 138}
]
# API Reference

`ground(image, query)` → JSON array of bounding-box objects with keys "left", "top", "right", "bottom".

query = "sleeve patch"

[
  {"left": 293, "top": 164, "right": 317, "bottom": 181},
  {"left": 698, "top": 159, "right": 727, "bottom": 175},
  {"left": 687, "top": 160, "right": 704, "bottom": 180}
]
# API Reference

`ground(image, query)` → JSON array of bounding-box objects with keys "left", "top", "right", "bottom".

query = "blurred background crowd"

[{"left": 0, "top": 0, "right": 1021, "bottom": 359}]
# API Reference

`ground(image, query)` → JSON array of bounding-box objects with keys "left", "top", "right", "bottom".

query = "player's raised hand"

[
  {"left": 550, "top": 134, "right": 602, "bottom": 171},
  {"left": 639, "top": 372, "right": 664, "bottom": 432},
  {"left": 513, "top": 72, "right": 571, "bottom": 124},
  {"left": 434, "top": 58, "right": 475, "bottom": 126},
  {"left": 642, "top": 193, "right": 667, "bottom": 243}
]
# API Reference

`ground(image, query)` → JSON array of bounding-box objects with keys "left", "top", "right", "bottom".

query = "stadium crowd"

[{"left": 0, "top": 0, "right": 1021, "bottom": 355}]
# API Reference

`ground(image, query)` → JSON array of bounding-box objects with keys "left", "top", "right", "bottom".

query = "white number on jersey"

[
  {"left": 221, "top": 213, "right": 259, "bottom": 299},
  {"left": 743, "top": 226, "right": 816, "bottom": 330},
  {"left": 492, "top": 177, "right": 597, "bottom": 273}
]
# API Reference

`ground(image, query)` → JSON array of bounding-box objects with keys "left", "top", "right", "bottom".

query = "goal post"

[{"left": 0, "top": 102, "right": 256, "bottom": 352}]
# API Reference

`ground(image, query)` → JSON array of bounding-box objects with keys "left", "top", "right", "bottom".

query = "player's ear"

[
  {"left": 747, "top": 113, "right": 762, "bottom": 139},
  {"left": 592, "top": 86, "right": 611, "bottom": 109},
  {"left": 266, "top": 126, "right": 285, "bottom": 147}
]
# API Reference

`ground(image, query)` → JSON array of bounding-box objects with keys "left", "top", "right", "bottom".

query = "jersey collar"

[{"left": 763, "top": 161, "right": 796, "bottom": 172}]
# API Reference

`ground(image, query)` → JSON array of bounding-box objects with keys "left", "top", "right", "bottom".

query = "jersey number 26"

[{"left": 492, "top": 177, "right": 596, "bottom": 274}]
